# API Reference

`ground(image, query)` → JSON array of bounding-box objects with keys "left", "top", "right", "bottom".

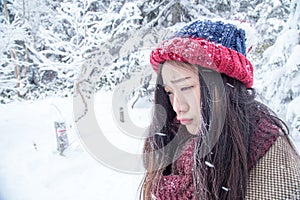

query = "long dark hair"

[{"left": 140, "top": 61, "right": 289, "bottom": 199}]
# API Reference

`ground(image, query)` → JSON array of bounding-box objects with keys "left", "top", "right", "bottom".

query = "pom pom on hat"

[{"left": 150, "top": 19, "right": 254, "bottom": 88}]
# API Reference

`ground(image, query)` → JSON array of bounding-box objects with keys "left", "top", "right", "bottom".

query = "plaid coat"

[
  {"left": 246, "top": 137, "right": 300, "bottom": 200},
  {"left": 151, "top": 136, "right": 300, "bottom": 200}
]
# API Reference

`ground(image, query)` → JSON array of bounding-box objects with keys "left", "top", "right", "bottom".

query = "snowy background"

[
  {"left": 0, "top": 92, "right": 147, "bottom": 200},
  {"left": 0, "top": 0, "right": 300, "bottom": 199}
]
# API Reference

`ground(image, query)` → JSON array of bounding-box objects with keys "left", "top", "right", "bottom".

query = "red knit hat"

[{"left": 150, "top": 20, "right": 254, "bottom": 88}]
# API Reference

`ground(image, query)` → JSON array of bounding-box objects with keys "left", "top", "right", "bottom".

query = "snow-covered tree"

[
  {"left": 254, "top": 0, "right": 299, "bottom": 114},
  {"left": 0, "top": 0, "right": 298, "bottom": 120},
  {"left": 0, "top": 0, "right": 43, "bottom": 102}
]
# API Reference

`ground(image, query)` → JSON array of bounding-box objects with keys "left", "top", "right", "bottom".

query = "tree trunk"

[
  {"left": 172, "top": 2, "right": 181, "bottom": 24},
  {"left": 3, "top": 0, "right": 9, "bottom": 22},
  {"left": 23, "top": 0, "right": 26, "bottom": 23},
  {"left": 12, "top": 51, "right": 20, "bottom": 89}
]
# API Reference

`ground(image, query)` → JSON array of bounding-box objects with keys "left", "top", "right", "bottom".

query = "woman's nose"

[{"left": 172, "top": 95, "right": 189, "bottom": 114}]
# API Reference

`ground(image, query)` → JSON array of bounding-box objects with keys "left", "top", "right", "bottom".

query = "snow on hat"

[{"left": 150, "top": 19, "right": 254, "bottom": 88}]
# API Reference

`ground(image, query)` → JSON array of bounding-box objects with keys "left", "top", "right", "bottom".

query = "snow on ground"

[
  {"left": 0, "top": 91, "right": 145, "bottom": 200},
  {"left": 0, "top": 90, "right": 299, "bottom": 200}
]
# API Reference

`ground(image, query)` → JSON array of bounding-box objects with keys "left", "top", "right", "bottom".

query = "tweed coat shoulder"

[{"left": 246, "top": 136, "right": 300, "bottom": 200}]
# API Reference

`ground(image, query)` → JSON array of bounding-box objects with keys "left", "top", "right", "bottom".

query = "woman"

[{"left": 140, "top": 20, "right": 300, "bottom": 199}]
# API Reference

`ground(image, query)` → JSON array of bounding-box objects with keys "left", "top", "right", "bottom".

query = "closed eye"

[{"left": 181, "top": 85, "right": 194, "bottom": 91}]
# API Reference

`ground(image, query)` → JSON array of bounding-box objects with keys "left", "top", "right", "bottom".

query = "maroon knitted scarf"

[{"left": 151, "top": 118, "right": 279, "bottom": 199}]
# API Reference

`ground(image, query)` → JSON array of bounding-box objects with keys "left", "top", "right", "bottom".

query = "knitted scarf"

[{"left": 150, "top": 118, "right": 279, "bottom": 199}]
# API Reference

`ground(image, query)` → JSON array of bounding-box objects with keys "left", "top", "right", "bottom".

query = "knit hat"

[{"left": 150, "top": 20, "right": 254, "bottom": 88}]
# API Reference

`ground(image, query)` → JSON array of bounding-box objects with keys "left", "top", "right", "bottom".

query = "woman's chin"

[{"left": 186, "top": 126, "right": 199, "bottom": 135}]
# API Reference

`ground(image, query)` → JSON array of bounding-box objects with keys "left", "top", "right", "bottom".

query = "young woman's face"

[{"left": 161, "top": 62, "right": 201, "bottom": 135}]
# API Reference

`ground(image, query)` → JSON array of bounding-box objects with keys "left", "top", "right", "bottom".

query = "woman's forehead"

[{"left": 161, "top": 61, "right": 198, "bottom": 83}]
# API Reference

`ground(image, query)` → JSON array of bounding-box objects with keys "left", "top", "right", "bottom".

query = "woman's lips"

[{"left": 178, "top": 118, "right": 192, "bottom": 125}]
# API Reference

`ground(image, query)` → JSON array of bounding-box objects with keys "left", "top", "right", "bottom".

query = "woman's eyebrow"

[{"left": 171, "top": 76, "right": 191, "bottom": 84}]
